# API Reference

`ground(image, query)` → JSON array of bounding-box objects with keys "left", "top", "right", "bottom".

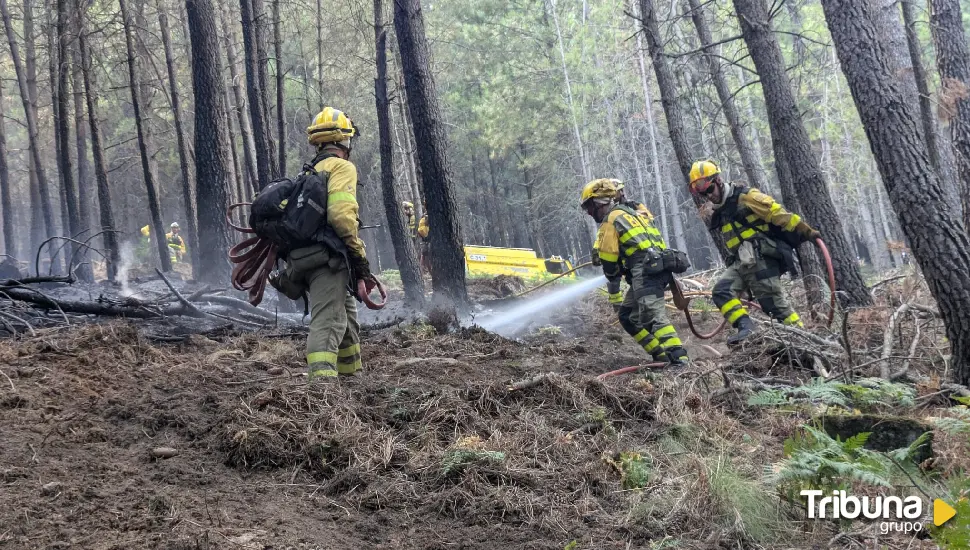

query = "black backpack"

[{"left": 249, "top": 153, "right": 334, "bottom": 254}]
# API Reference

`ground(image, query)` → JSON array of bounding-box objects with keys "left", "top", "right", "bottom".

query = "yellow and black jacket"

[
  {"left": 313, "top": 155, "right": 366, "bottom": 260},
  {"left": 711, "top": 185, "right": 816, "bottom": 266},
  {"left": 417, "top": 216, "right": 429, "bottom": 239},
  {"left": 596, "top": 203, "right": 667, "bottom": 284}
]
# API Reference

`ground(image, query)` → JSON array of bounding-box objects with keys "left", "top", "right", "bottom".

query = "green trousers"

[
  {"left": 284, "top": 245, "right": 361, "bottom": 377},
  {"left": 626, "top": 259, "right": 685, "bottom": 356},
  {"left": 711, "top": 256, "right": 801, "bottom": 327}
]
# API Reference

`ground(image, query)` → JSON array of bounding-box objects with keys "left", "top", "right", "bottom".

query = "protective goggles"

[{"left": 689, "top": 177, "right": 716, "bottom": 197}]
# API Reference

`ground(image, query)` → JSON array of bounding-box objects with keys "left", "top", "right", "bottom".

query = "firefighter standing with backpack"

[
  {"left": 688, "top": 160, "right": 820, "bottom": 344},
  {"left": 269, "top": 107, "right": 376, "bottom": 380}
]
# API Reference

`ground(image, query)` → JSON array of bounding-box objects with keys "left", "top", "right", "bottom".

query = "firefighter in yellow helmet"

[
  {"left": 270, "top": 107, "right": 371, "bottom": 380},
  {"left": 688, "top": 160, "right": 820, "bottom": 344},
  {"left": 166, "top": 222, "right": 186, "bottom": 263},
  {"left": 583, "top": 178, "right": 689, "bottom": 367},
  {"left": 417, "top": 200, "right": 431, "bottom": 273}
]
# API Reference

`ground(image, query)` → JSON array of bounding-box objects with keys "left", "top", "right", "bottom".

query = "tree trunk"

[
  {"left": 187, "top": 0, "right": 232, "bottom": 285},
  {"left": 316, "top": 0, "right": 323, "bottom": 101},
  {"left": 547, "top": 0, "right": 592, "bottom": 183},
  {"left": 158, "top": 4, "right": 201, "bottom": 275},
  {"left": 822, "top": 0, "right": 970, "bottom": 385},
  {"left": 733, "top": 0, "right": 871, "bottom": 306},
  {"left": 929, "top": 0, "right": 970, "bottom": 230},
  {"left": 393, "top": 0, "right": 468, "bottom": 308},
  {"left": 374, "top": 0, "right": 423, "bottom": 306},
  {"left": 901, "top": 0, "right": 944, "bottom": 177},
  {"left": 1, "top": 0, "right": 55, "bottom": 264},
  {"left": 219, "top": 1, "right": 258, "bottom": 195},
  {"left": 78, "top": 25, "right": 120, "bottom": 281},
  {"left": 0, "top": 74, "right": 12, "bottom": 256},
  {"left": 637, "top": 0, "right": 726, "bottom": 261},
  {"left": 70, "top": 6, "right": 92, "bottom": 241},
  {"left": 686, "top": 0, "right": 769, "bottom": 191},
  {"left": 239, "top": 0, "right": 276, "bottom": 187},
  {"left": 272, "top": 0, "right": 285, "bottom": 176},
  {"left": 119, "top": 0, "right": 171, "bottom": 272},
  {"left": 632, "top": 9, "right": 670, "bottom": 240}
]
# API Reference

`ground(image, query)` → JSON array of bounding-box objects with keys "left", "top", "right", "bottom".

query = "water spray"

[{"left": 476, "top": 275, "right": 606, "bottom": 336}]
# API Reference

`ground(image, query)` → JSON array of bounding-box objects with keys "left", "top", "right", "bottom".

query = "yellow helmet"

[
  {"left": 140, "top": 225, "right": 150, "bottom": 237},
  {"left": 689, "top": 160, "right": 720, "bottom": 184},
  {"left": 402, "top": 201, "right": 413, "bottom": 208},
  {"left": 580, "top": 178, "right": 619, "bottom": 207},
  {"left": 307, "top": 107, "right": 357, "bottom": 148}
]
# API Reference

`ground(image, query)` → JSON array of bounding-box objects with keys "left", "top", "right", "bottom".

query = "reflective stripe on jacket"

[
  {"left": 314, "top": 156, "right": 365, "bottom": 259},
  {"left": 596, "top": 203, "right": 666, "bottom": 280}
]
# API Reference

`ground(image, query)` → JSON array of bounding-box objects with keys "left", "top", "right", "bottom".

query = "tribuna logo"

[{"left": 801, "top": 490, "right": 922, "bottom": 520}]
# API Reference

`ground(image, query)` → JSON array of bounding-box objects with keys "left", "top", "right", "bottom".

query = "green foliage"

[
  {"left": 930, "top": 406, "right": 970, "bottom": 435},
  {"left": 929, "top": 496, "right": 970, "bottom": 549},
  {"left": 769, "top": 426, "right": 896, "bottom": 497},
  {"left": 707, "top": 458, "right": 785, "bottom": 543},
  {"left": 747, "top": 378, "right": 915, "bottom": 411},
  {"left": 606, "top": 451, "right": 652, "bottom": 490}
]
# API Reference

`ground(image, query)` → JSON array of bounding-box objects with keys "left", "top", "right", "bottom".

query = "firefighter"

[
  {"left": 688, "top": 160, "right": 820, "bottom": 344},
  {"left": 166, "top": 222, "right": 186, "bottom": 263},
  {"left": 582, "top": 178, "right": 688, "bottom": 367},
  {"left": 272, "top": 107, "right": 373, "bottom": 380},
  {"left": 417, "top": 202, "right": 431, "bottom": 273},
  {"left": 402, "top": 201, "right": 416, "bottom": 238}
]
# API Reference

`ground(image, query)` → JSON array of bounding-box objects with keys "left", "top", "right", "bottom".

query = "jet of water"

[
  {"left": 476, "top": 275, "right": 606, "bottom": 336},
  {"left": 118, "top": 242, "right": 137, "bottom": 298}
]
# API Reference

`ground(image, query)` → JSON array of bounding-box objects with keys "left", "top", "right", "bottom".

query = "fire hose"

[
  {"left": 674, "top": 237, "right": 836, "bottom": 339},
  {"left": 226, "top": 203, "right": 387, "bottom": 310}
]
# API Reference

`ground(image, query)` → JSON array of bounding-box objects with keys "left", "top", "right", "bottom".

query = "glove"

[
  {"left": 590, "top": 247, "right": 601, "bottom": 267},
  {"left": 794, "top": 221, "right": 821, "bottom": 243},
  {"left": 350, "top": 254, "right": 372, "bottom": 281}
]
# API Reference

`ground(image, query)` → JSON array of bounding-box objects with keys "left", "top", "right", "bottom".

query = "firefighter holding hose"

[
  {"left": 582, "top": 178, "right": 689, "bottom": 367},
  {"left": 688, "top": 161, "right": 820, "bottom": 344}
]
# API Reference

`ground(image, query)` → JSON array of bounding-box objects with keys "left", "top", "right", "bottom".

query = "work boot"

[
  {"left": 650, "top": 350, "right": 669, "bottom": 365},
  {"left": 726, "top": 316, "right": 757, "bottom": 346},
  {"left": 666, "top": 347, "right": 689, "bottom": 368},
  {"left": 307, "top": 365, "right": 338, "bottom": 384}
]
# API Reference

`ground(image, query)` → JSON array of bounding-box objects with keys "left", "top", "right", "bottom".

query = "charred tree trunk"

[
  {"left": 23, "top": 0, "right": 44, "bottom": 254},
  {"left": 0, "top": 74, "right": 12, "bottom": 256},
  {"left": 70, "top": 31, "right": 91, "bottom": 239},
  {"left": 733, "top": 0, "right": 871, "bottom": 306},
  {"left": 316, "top": 0, "right": 323, "bottom": 100},
  {"left": 159, "top": 5, "right": 201, "bottom": 274},
  {"left": 78, "top": 25, "right": 120, "bottom": 281},
  {"left": 394, "top": 0, "right": 468, "bottom": 308},
  {"left": 686, "top": 0, "right": 768, "bottom": 191},
  {"left": 120, "top": 0, "right": 171, "bottom": 272},
  {"left": 375, "top": 0, "right": 423, "bottom": 306},
  {"left": 822, "top": 0, "right": 970, "bottom": 385},
  {"left": 1, "top": 0, "right": 55, "bottom": 264},
  {"left": 187, "top": 0, "right": 232, "bottom": 285},
  {"left": 637, "top": 0, "right": 727, "bottom": 261},
  {"left": 239, "top": 0, "right": 276, "bottom": 187},
  {"left": 929, "top": 0, "right": 970, "bottom": 230},
  {"left": 272, "top": 0, "right": 285, "bottom": 175}
]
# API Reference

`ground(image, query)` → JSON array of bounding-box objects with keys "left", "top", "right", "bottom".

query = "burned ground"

[{"left": 0, "top": 275, "right": 967, "bottom": 549}]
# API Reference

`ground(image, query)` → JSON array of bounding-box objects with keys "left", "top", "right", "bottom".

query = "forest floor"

[{"left": 0, "top": 271, "right": 968, "bottom": 549}]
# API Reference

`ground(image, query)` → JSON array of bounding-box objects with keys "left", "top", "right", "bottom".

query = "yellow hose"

[{"left": 513, "top": 262, "right": 594, "bottom": 298}]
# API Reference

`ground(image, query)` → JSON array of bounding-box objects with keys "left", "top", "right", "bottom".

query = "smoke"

[
  {"left": 475, "top": 275, "right": 606, "bottom": 337},
  {"left": 117, "top": 242, "right": 137, "bottom": 298}
]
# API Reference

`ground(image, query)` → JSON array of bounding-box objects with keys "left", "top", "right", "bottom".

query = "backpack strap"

[{"left": 304, "top": 151, "right": 338, "bottom": 174}]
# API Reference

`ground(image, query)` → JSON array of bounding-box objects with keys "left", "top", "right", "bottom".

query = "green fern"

[
  {"left": 747, "top": 389, "right": 789, "bottom": 407},
  {"left": 748, "top": 378, "right": 915, "bottom": 411},
  {"left": 931, "top": 407, "right": 970, "bottom": 435}
]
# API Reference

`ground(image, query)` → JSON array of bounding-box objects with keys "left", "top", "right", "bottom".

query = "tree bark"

[
  {"left": 0, "top": 73, "right": 12, "bottom": 257},
  {"left": 187, "top": 0, "right": 232, "bottom": 285},
  {"left": 637, "top": 0, "right": 727, "bottom": 261},
  {"left": 394, "top": 0, "right": 468, "bottom": 308},
  {"left": 929, "top": 0, "right": 970, "bottom": 230},
  {"left": 70, "top": 6, "right": 92, "bottom": 242},
  {"left": 686, "top": 0, "right": 769, "bottom": 191},
  {"left": 316, "top": 0, "right": 323, "bottom": 101},
  {"left": 901, "top": 0, "right": 944, "bottom": 177},
  {"left": 1, "top": 0, "right": 55, "bottom": 263},
  {"left": 219, "top": 1, "right": 258, "bottom": 195},
  {"left": 272, "top": 0, "right": 285, "bottom": 176},
  {"left": 78, "top": 24, "right": 120, "bottom": 281},
  {"left": 119, "top": 0, "right": 171, "bottom": 272},
  {"left": 733, "top": 0, "right": 871, "bottom": 306},
  {"left": 158, "top": 4, "right": 201, "bottom": 274},
  {"left": 547, "top": 0, "right": 592, "bottom": 183},
  {"left": 822, "top": 0, "right": 970, "bottom": 385},
  {"left": 239, "top": 0, "right": 276, "bottom": 187},
  {"left": 374, "top": 0, "right": 423, "bottom": 306}
]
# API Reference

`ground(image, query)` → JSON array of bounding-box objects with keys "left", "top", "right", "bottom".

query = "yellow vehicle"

[{"left": 464, "top": 245, "right": 575, "bottom": 279}]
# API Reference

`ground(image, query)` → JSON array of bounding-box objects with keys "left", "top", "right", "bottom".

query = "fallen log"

[{"left": 1, "top": 287, "right": 185, "bottom": 318}]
